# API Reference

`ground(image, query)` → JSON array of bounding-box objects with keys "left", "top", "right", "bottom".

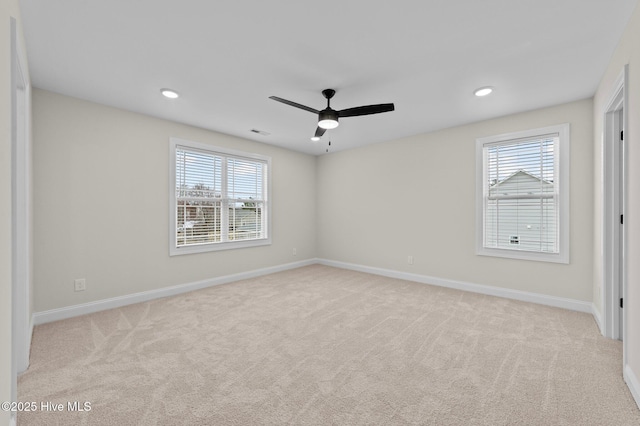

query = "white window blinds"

[
  {"left": 483, "top": 135, "right": 559, "bottom": 253},
  {"left": 173, "top": 142, "right": 268, "bottom": 252},
  {"left": 226, "top": 157, "right": 266, "bottom": 242}
]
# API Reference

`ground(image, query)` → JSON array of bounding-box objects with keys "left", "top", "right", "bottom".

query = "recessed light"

[
  {"left": 474, "top": 86, "right": 493, "bottom": 97},
  {"left": 161, "top": 88, "right": 179, "bottom": 99},
  {"left": 310, "top": 136, "right": 320, "bottom": 142}
]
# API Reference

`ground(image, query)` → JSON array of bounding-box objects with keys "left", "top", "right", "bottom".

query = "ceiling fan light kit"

[
  {"left": 318, "top": 109, "right": 339, "bottom": 129},
  {"left": 269, "top": 88, "right": 394, "bottom": 140}
]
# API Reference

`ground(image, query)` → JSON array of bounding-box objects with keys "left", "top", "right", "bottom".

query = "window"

[
  {"left": 475, "top": 124, "right": 569, "bottom": 263},
  {"left": 169, "top": 138, "right": 270, "bottom": 255}
]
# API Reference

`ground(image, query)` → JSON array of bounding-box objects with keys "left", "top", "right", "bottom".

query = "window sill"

[
  {"left": 169, "top": 237, "right": 271, "bottom": 256},
  {"left": 476, "top": 246, "right": 568, "bottom": 264}
]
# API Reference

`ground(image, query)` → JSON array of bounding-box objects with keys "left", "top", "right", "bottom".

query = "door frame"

[
  {"left": 10, "top": 15, "right": 32, "bottom": 406},
  {"left": 601, "top": 65, "right": 627, "bottom": 355}
]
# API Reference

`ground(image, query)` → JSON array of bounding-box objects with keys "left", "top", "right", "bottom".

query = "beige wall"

[
  {"left": 32, "top": 89, "right": 317, "bottom": 312},
  {"left": 317, "top": 99, "right": 594, "bottom": 302},
  {"left": 593, "top": 1, "right": 640, "bottom": 387},
  {"left": 34, "top": 93, "right": 595, "bottom": 310}
]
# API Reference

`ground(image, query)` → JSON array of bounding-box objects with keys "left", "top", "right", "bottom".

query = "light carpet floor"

[{"left": 18, "top": 264, "right": 640, "bottom": 425}]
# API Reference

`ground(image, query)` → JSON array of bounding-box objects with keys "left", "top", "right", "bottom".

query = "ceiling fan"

[{"left": 269, "top": 89, "right": 395, "bottom": 140}]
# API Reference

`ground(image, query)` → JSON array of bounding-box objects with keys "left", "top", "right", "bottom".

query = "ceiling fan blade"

[
  {"left": 314, "top": 126, "right": 326, "bottom": 138},
  {"left": 269, "top": 96, "right": 319, "bottom": 114},
  {"left": 338, "top": 103, "right": 395, "bottom": 118}
]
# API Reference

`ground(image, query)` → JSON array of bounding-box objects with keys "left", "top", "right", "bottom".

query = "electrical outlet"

[
  {"left": 293, "top": 248, "right": 297, "bottom": 256},
  {"left": 74, "top": 278, "right": 86, "bottom": 292},
  {"left": 408, "top": 255, "right": 414, "bottom": 265}
]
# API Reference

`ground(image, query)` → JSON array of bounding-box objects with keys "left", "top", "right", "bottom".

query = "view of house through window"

[
  {"left": 170, "top": 138, "right": 270, "bottom": 255},
  {"left": 476, "top": 124, "right": 569, "bottom": 263},
  {"left": 485, "top": 136, "right": 557, "bottom": 252}
]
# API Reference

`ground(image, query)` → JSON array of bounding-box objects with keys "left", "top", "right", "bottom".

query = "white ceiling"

[{"left": 19, "top": 0, "right": 638, "bottom": 155}]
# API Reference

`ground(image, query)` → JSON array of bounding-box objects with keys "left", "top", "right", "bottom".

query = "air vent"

[{"left": 250, "top": 129, "right": 270, "bottom": 136}]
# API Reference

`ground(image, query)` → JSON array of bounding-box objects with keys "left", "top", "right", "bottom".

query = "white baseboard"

[
  {"left": 317, "top": 258, "right": 592, "bottom": 313},
  {"left": 591, "top": 303, "right": 604, "bottom": 335},
  {"left": 625, "top": 364, "right": 640, "bottom": 410},
  {"left": 34, "top": 259, "right": 317, "bottom": 325},
  {"left": 34, "top": 257, "right": 593, "bottom": 326}
]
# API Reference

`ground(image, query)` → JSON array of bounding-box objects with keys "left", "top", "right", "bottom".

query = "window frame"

[
  {"left": 169, "top": 137, "right": 271, "bottom": 256},
  {"left": 475, "top": 124, "right": 570, "bottom": 263}
]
